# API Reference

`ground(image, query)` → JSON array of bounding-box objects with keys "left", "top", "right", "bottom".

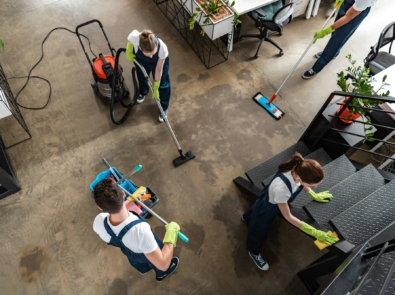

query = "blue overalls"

[
  {"left": 103, "top": 211, "right": 167, "bottom": 277},
  {"left": 243, "top": 173, "right": 303, "bottom": 255},
  {"left": 135, "top": 37, "right": 171, "bottom": 112},
  {"left": 312, "top": 0, "right": 371, "bottom": 73}
]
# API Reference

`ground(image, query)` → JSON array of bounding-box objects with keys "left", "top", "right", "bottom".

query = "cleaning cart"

[{"left": 90, "top": 166, "right": 159, "bottom": 218}]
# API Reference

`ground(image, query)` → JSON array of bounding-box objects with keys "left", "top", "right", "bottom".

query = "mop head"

[{"left": 252, "top": 92, "right": 284, "bottom": 120}]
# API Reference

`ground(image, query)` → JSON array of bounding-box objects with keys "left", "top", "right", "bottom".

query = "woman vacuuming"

[
  {"left": 243, "top": 153, "right": 337, "bottom": 270},
  {"left": 126, "top": 29, "right": 171, "bottom": 122}
]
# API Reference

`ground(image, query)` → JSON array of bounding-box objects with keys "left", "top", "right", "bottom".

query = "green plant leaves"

[{"left": 0, "top": 39, "right": 4, "bottom": 49}]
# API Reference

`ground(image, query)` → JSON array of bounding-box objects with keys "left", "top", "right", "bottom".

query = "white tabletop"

[
  {"left": 231, "top": 0, "right": 279, "bottom": 15},
  {"left": 372, "top": 64, "right": 395, "bottom": 112}
]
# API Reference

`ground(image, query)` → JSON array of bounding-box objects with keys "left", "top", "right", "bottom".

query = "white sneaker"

[
  {"left": 159, "top": 110, "right": 168, "bottom": 123},
  {"left": 137, "top": 95, "right": 145, "bottom": 104}
]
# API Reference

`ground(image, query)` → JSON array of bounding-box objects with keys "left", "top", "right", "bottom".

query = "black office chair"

[
  {"left": 239, "top": 0, "right": 295, "bottom": 58},
  {"left": 364, "top": 21, "right": 395, "bottom": 75}
]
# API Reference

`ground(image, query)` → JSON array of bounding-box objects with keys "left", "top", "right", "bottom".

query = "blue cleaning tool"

[
  {"left": 253, "top": 92, "right": 284, "bottom": 120},
  {"left": 116, "top": 164, "right": 143, "bottom": 184}
]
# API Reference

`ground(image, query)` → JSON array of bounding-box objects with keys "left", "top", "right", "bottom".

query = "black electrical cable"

[{"left": 2, "top": 27, "right": 96, "bottom": 110}]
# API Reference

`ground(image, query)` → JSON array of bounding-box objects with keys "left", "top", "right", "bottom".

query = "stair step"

[
  {"left": 262, "top": 147, "right": 332, "bottom": 186},
  {"left": 330, "top": 179, "right": 395, "bottom": 246},
  {"left": 303, "top": 164, "right": 386, "bottom": 229},
  {"left": 246, "top": 141, "right": 312, "bottom": 189},
  {"left": 291, "top": 155, "right": 356, "bottom": 211},
  {"left": 355, "top": 252, "right": 395, "bottom": 295}
]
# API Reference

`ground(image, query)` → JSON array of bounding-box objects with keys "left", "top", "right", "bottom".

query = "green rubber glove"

[
  {"left": 313, "top": 26, "right": 334, "bottom": 43},
  {"left": 163, "top": 221, "right": 180, "bottom": 247},
  {"left": 307, "top": 190, "right": 333, "bottom": 203},
  {"left": 152, "top": 81, "right": 161, "bottom": 101},
  {"left": 125, "top": 41, "right": 136, "bottom": 62},
  {"left": 300, "top": 222, "right": 337, "bottom": 245},
  {"left": 334, "top": 0, "right": 344, "bottom": 8}
]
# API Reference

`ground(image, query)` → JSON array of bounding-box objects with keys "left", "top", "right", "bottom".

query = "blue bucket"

[{"left": 89, "top": 168, "right": 137, "bottom": 194}]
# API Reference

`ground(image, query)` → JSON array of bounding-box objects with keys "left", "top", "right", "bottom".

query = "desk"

[
  {"left": 232, "top": 0, "right": 278, "bottom": 15},
  {"left": 372, "top": 64, "right": 395, "bottom": 116},
  {"left": 369, "top": 64, "right": 395, "bottom": 169}
]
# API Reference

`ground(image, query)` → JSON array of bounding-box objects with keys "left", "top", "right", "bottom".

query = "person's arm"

[
  {"left": 144, "top": 244, "right": 174, "bottom": 271},
  {"left": 154, "top": 58, "right": 165, "bottom": 82},
  {"left": 278, "top": 203, "right": 303, "bottom": 228},
  {"left": 278, "top": 203, "right": 337, "bottom": 245},
  {"left": 331, "top": 7, "right": 361, "bottom": 30}
]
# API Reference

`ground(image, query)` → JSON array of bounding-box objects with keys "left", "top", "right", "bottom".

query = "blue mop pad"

[{"left": 252, "top": 92, "right": 284, "bottom": 120}]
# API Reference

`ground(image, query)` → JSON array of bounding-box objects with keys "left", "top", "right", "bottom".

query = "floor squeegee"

[{"left": 258, "top": 5, "right": 340, "bottom": 120}]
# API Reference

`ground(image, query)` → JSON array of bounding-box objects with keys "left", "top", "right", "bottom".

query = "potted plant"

[
  {"left": 188, "top": 0, "right": 241, "bottom": 40},
  {"left": 336, "top": 54, "right": 391, "bottom": 142}
]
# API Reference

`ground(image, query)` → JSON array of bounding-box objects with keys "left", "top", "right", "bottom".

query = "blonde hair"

[{"left": 139, "top": 30, "right": 158, "bottom": 52}]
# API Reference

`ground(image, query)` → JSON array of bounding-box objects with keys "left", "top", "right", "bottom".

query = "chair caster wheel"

[{"left": 279, "top": 51, "right": 284, "bottom": 56}]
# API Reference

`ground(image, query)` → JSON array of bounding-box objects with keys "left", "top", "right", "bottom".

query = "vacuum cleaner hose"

[{"left": 110, "top": 48, "right": 138, "bottom": 125}]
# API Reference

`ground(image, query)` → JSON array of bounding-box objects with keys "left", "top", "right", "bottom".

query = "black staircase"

[{"left": 233, "top": 91, "right": 395, "bottom": 294}]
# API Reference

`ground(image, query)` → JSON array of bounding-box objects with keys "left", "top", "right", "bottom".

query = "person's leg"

[
  {"left": 147, "top": 234, "right": 169, "bottom": 278},
  {"left": 312, "top": 7, "right": 371, "bottom": 73},
  {"left": 242, "top": 205, "right": 255, "bottom": 226},
  {"left": 157, "top": 57, "right": 171, "bottom": 112},
  {"left": 246, "top": 217, "right": 275, "bottom": 255},
  {"left": 127, "top": 257, "right": 153, "bottom": 274}
]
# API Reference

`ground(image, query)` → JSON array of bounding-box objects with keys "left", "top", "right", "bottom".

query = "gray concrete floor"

[{"left": 0, "top": 0, "right": 393, "bottom": 294}]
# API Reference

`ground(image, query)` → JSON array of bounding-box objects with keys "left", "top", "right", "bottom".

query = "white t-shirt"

[
  {"left": 353, "top": 0, "right": 377, "bottom": 11},
  {"left": 127, "top": 30, "right": 168, "bottom": 59},
  {"left": 268, "top": 171, "right": 302, "bottom": 204},
  {"left": 93, "top": 212, "right": 158, "bottom": 254}
]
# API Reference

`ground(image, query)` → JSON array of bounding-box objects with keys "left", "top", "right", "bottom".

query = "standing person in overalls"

[
  {"left": 125, "top": 29, "right": 171, "bottom": 122},
  {"left": 242, "top": 153, "right": 337, "bottom": 270},
  {"left": 93, "top": 179, "right": 180, "bottom": 282},
  {"left": 302, "top": 0, "right": 376, "bottom": 79}
]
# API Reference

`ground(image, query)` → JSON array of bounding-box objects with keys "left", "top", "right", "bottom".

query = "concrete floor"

[{"left": 0, "top": 0, "right": 394, "bottom": 294}]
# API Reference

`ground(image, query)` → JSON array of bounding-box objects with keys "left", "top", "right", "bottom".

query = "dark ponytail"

[{"left": 278, "top": 152, "right": 324, "bottom": 184}]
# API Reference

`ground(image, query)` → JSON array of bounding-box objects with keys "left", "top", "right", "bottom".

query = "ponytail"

[
  {"left": 278, "top": 152, "right": 324, "bottom": 184},
  {"left": 139, "top": 30, "right": 158, "bottom": 52}
]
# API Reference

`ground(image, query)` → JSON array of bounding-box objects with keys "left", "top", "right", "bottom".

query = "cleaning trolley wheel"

[
  {"left": 279, "top": 51, "right": 284, "bottom": 56},
  {"left": 91, "top": 82, "right": 99, "bottom": 94}
]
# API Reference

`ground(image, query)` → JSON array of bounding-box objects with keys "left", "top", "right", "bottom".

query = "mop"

[
  {"left": 133, "top": 60, "right": 195, "bottom": 167},
  {"left": 102, "top": 159, "right": 189, "bottom": 243},
  {"left": 260, "top": 5, "right": 341, "bottom": 120}
]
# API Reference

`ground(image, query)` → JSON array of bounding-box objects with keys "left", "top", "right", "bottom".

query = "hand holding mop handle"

[
  {"left": 269, "top": 6, "right": 339, "bottom": 105},
  {"left": 102, "top": 159, "right": 189, "bottom": 243}
]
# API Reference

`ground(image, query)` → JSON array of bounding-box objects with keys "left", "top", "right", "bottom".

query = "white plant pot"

[
  {"left": 178, "top": 0, "right": 193, "bottom": 15},
  {"left": 191, "top": 0, "right": 234, "bottom": 40}
]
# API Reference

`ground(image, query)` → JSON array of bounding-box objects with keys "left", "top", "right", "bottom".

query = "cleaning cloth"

[{"left": 314, "top": 231, "right": 339, "bottom": 250}]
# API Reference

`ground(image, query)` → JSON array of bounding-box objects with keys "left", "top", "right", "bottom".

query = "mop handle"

[
  {"left": 133, "top": 60, "right": 183, "bottom": 151},
  {"left": 118, "top": 185, "right": 189, "bottom": 243},
  {"left": 102, "top": 158, "right": 121, "bottom": 182},
  {"left": 271, "top": 7, "right": 339, "bottom": 101}
]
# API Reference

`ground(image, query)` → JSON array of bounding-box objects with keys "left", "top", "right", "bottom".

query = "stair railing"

[{"left": 300, "top": 90, "right": 395, "bottom": 164}]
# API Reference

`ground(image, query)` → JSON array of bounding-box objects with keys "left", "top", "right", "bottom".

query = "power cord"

[{"left": 1, "top": 27, "right": 96, "bottom": 110}]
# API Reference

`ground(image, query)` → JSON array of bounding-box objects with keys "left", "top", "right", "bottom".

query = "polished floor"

[{"left": 0, "top": 0, "right": 393, "bottom": 294}]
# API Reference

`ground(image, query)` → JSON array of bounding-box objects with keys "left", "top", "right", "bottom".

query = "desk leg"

[
  {"left": 312, "top": 0, "right": 321, "bottom": 17},
  {"left": 305, "top": 0, "right": 315, "bottom": 19},
  {"left": 227, "top": 31, "right": 233, "bottom": 52}
]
